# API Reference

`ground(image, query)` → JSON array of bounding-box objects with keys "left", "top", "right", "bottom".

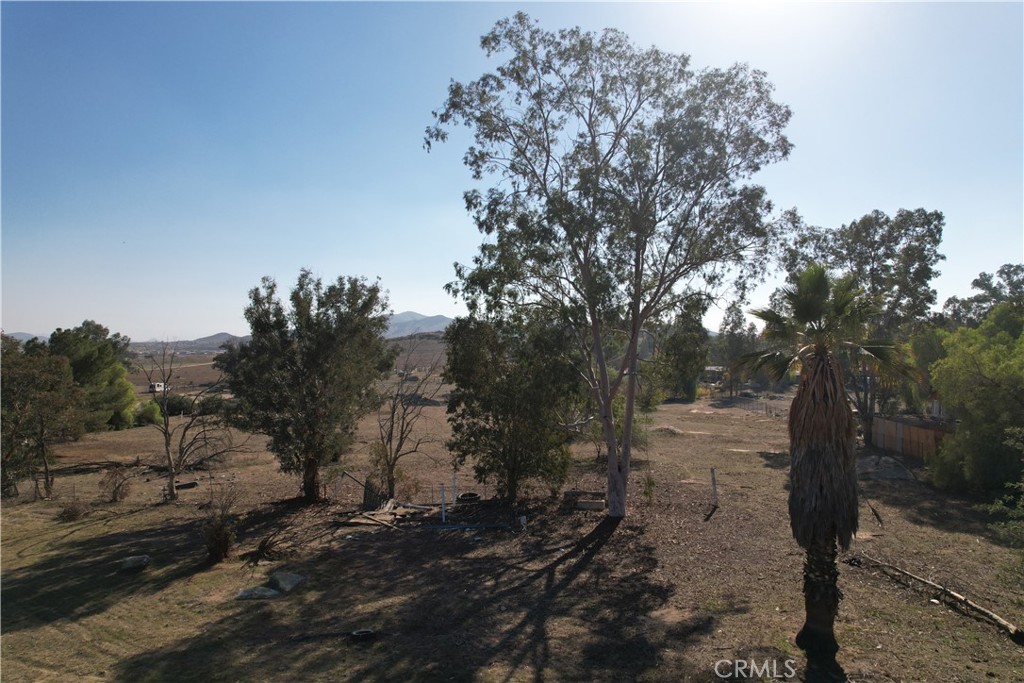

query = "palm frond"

[
  {"left": 750, "top": 307, "right": 798, "bottom": 344},
  {"left": 845, "top": 340, "right": 923, "bottom": 387},
  {"left": 788, "top": 264, "right": 831, "bottom": 324},
  {"left": 736, "top": 349, "right": 799, "bottom": 381}
]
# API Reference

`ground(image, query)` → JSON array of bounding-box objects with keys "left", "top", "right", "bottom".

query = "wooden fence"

[{"left": 871, "top": 416, "right": 953, "bottom": 460}]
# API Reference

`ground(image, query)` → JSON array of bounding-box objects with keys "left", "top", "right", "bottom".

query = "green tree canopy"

[
  {"left": 215, "top": 271, "right": 394, "bottom": 503},
  {"left": 444, "top": 316, "right": 582, "bottom": 505},
  {"left": 660, "top": 303, "right": 709, "bottom": 402},
  {"left": 46, "top": 320, "right": 135, "bottom": 431},
  {"left": 713, "top": 302, "right": 761, "bottom": 396},
  {"left": 781, "top": 209, "right": 945, "bottom": 331},
  {"left": 1, "top": 335, "right": 85, "bottom": 497},
  {"left": 941, "top": 263, "right": 1024, "bottom": 328},
  {"left": 930, "top": 301, "right": 1024, "bottom": 493},
  {"left": 428, "top": 13, "right": 792, "bottom": 516},
  {"left": 778, "top": 209, "right": 942, "bottom": 438}
]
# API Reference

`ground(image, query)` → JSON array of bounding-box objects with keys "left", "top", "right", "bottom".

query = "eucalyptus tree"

[
  {"left": 942, "top": 263, "right": 1024, "bottom": 328},
  {"left": 744, "top": 264, "right": 906, "bottom": 661},
  {"left": 427, "top": 13, "right": 792, "bottom": 516},
  {"left": 216, "top": 271, "right": 394, "bottom": 503}
]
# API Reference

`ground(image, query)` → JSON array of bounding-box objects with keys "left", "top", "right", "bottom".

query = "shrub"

[
  {"left": 641, "top": 471, "right": 656, "bottom": 506},
  {"left": 162, "top": 394, "right": 194, "bottom": 417},
  {"left": 200, "top": 484, "right": 238, "bottom": 563},
  {"left": 445, "top": 318, "right": 583, "bottom": 505},
  {"left": 932, "top": 427, "right": 1022, "bottom": 494},
  {"left": 538, "top": 444, "right": 572, "bottom": 498},
  {"left": 987, "top": 428, "right": 1024, "bottom": 575},
  {"left": 108, "top": 407, "right": 135, "bottom": 431},
  {"left": 134, "top": 400, "right": 162, "bottom": 426},
  {"left": 98, "top": 465, "right": 132, "bottom": 502},
  {"left": 244, "top": 530, "right": 285, "bottom": 570},
  {"left": 57, "top": 497, "right": 92, "bottom": 522},
  {"left": 930, "top": 302, "right": 1023, "bottom": 493}
]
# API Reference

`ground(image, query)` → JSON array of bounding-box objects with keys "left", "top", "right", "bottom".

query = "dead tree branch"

[{"left": 856, "top": 552, "right": 1023, "bottom": 644}]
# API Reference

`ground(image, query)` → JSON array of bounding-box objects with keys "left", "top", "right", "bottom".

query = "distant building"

[{"left": 703, "top": 366, "right": 725, "bottom": 383}]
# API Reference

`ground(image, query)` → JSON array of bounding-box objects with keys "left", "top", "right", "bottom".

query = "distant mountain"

[
  {"left": 6, "top": 332, "right": 46, "bottom": 343},
  {"left": 190, "top": 332, "right": 249, "bottom": 348},
  {"left": 387, "top": 312, "right": 453, "bottom": 339},
  {"left": 130, "top": 333, "right": 250, "bottom": 355},
  {"left": 118, "top": 312, "right": 453, "bottom": 354}
]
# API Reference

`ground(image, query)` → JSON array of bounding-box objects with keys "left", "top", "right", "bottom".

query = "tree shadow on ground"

[
  {"left": 759, "top": 451, "right": 790, "bottom": 471},
  {"left": 53, "top": 459, "right": 138, "bottom": 477},
  {"left": 2, "top": 512, "right": 210, "bottom": 633},
  {"left": 859, "top": 474, "right": 998, "bottom": 541},
  {"left": 709, "top": 397, "right": 739, "bottom": 409},
  {"left": 112, "top": 513, "right": 747, "bottom": 682}
]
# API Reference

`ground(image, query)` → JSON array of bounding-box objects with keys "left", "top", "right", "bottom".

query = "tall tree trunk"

[
  {"left": 37, "top": 420, "right": 53, "bottom": 498},
  {"left": 796, "top": 535, "right": 841, "bottom": 659},
  {"left": 862, "top": 411, "right": 875, "bottom": 447},
  {"left": 163, "top": 417, "right": 178, "bottom": 502},
  {"left": 609, "top": 343, "right": 640, "bottom": 518},
  {"left": 852, "top": 365, "right": 876, "bottom": 447},
  {"left": 41, "top": 447, "right": 53, "bottom": 499},
  {"left": 302, "top": 457, "right": 321, "bottom": 503},
  {"left": 602, "top": 395, "right": 625, "bottom": 515},
  {"left": 606, "top": 456, "right": 627, "bottom": 517},
  {"left": 590, "top": 316, "right": 626, "bottom": 517},
  {"left": 864, "top": 381, "right": 878, "bottom": 447}
]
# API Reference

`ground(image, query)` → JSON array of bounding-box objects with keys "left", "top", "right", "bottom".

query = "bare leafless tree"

[
  {"left": 373, "top": 337, "right": 444, "bottom": 499},
  {"left": 143, "top": 343, "right": 249, "bottom": 502}
]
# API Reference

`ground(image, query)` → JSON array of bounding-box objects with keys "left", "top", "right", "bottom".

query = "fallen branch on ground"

[
  {"left": 358, "top": 512, "right": 402, "bottom": 531},
  {"left": 703, "top": 468, "right": 719, "bottom": 522},
  {"left": 856, "top": 552, "right": 1023, "bottom": 644}
]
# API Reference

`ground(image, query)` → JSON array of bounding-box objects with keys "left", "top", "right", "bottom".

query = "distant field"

[
  {"left": 388, "top": 332, "right": 447, "bottom": 373},
  {"left": 2, "top": 399, "right": 1021, "bottom": 682},
  {"left": 127, "top": 353, "right": 222, "bottom": 395},
  {"left": 126, "top": 333, "right": 448, "bottom": 397}
]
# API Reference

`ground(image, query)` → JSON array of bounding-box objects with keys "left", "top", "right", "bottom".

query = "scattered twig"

[
  {"left": 704, "top": 468, "right": 719, "bottom": 522},
  {"left": 867, "top": 500, "right": 885, "bottom": 528},
  {"left": 358, "top": 512, "right": 403, "bottom": 531},
  {"left": 857, "top": 552, "right": 1023, "bottom": 644}
]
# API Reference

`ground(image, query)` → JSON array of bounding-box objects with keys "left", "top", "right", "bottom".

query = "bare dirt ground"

[{"left": 2, "top": 396, "right": 1022, "bottom": 682}]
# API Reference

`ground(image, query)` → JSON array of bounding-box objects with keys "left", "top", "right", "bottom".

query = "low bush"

[
  {"left": 200, "top": 484, "right": 238, "bottom": 563},
  {"left": 57, "top": 498, "right": 92, "bottom": 522},
  {"left": 134, "top": 400, "right": 162, "bottom": 426},
  {"left": 98, "top": 465, "right": 132, "bottom": 503},
  {"left": 157, "top": 393, "right": 194, "bottom": 417}
]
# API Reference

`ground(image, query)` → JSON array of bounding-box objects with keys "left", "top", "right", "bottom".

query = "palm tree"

[{"left": 744, "top": 264, "right": 906, "bottom": 662}]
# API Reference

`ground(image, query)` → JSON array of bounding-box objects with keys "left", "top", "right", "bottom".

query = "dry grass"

[
  {"left": 2, "top": 399, "right": 1021, "bottom": 682},
  {"left": 127, "top": 352, "right": 223, "bottom": 395}
]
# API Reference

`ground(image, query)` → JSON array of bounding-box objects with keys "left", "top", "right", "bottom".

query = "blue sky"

[{"left": 2, "top": 1, "right": 1021, "bottom": 341}]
